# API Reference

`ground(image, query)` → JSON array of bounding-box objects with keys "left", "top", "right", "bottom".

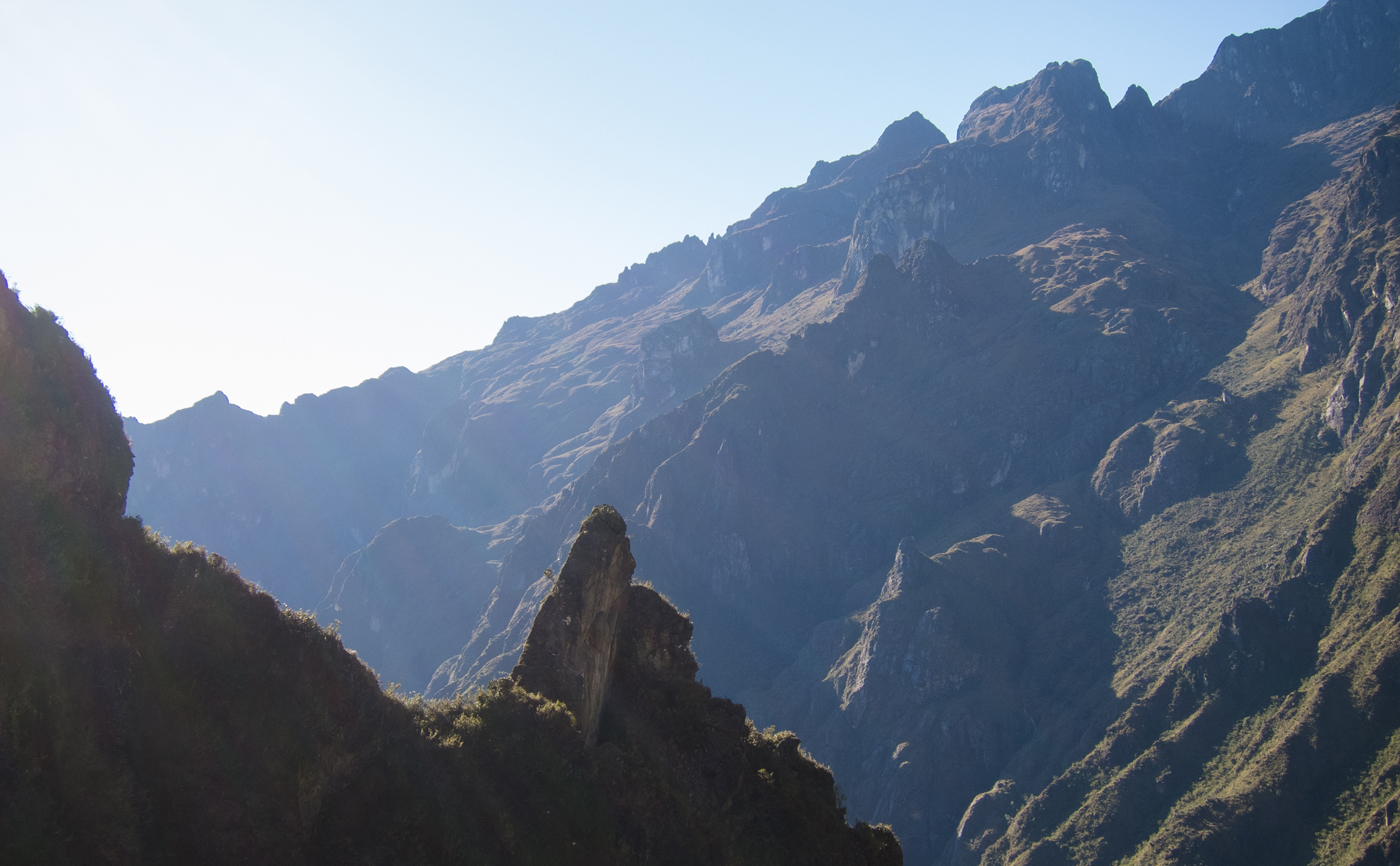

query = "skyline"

[{"left": 1, "top": 0, "right": 1320, "bottom": 422}]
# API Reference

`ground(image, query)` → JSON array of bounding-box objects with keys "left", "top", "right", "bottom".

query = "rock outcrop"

[
  {"left": 513, "top": 505, "right": 636, "bottom": 745},
  {"left": 1092, "top": 395, "right": 1248, "bottom": 522},
  {"left": 512, "top": 503, "right": 903, "bottom": 865}
]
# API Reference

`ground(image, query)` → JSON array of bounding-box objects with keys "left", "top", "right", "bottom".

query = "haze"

[{"left": 0, "top": 0, "right": 1318, "bottom": 422}]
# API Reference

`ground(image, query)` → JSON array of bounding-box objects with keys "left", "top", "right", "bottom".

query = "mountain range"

[{"left": 114, "top": 0, "right": 1400, "bottom": 862}]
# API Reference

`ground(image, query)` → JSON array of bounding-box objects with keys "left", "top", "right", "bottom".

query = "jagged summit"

[
  {"left": 956, "top": 59, "right": 1113, "bottom": 144},
  {"left": 1116, "top": 83, "right": 1152, "bottom": 110},
  {"left": 875, "top": 110, "right": 947, "bottom": 151},
  {"left": 1158, "top": 0, "right": 1400, "bottom": 142}
]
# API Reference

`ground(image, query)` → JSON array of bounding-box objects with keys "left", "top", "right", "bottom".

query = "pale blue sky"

[{"left": 0, "top": 0, "right": 1320, "bottom": 421}]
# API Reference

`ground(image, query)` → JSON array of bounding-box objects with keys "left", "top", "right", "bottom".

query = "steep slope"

[
  {"left": 975, "top": 104, "right": 1400, "bottom": 866},
  {"left": 436, "top": 225, "right": 1255, "bottom": 700},
  {"left": 125, "top": 113, "right": 946, "bottom": 618},
  {"left": 408, "top": 112, "right": 947, "bottom": 527},
  {"left": 0, "top": 278, "right": 899, "bottom": 864},
  {"left": 758, "top": 103, "right": 1400, "bottom": 866}
]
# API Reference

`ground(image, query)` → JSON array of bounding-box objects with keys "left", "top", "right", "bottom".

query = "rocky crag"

[
  {"left": 120, "top": 0, "right": 1400, "bottom": 863},
  {"left": 512, "top": 504, "right": 901, "bottom": 864},
  {"left": 0, "top": 278, "right": 898, "bottom": 863}
]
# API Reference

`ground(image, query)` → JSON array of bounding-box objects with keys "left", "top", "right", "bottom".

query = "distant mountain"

[
  {"left": 124, "top": 368, "right": 460, "bottom": 612},
  {"left": 0, "top": 281, "right": 896, "bottom": 863},
  {"left": 124, "top": 110, "right": 946, "bottom": 615},
  {"left": 120, "top": 0, "right": 1400, "bottom": 863}
]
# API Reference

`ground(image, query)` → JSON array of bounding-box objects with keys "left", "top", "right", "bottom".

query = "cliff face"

[
  {"left": 442, "top": 214, "right": 1255, "bottom": 709},
  {"left": 513, "top": 506, "right": 636, "bottom": 745}
]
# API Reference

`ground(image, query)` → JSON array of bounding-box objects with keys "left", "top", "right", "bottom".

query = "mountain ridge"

[{"left": 119, "top": 1, "right": 1400, "bottom": 862}]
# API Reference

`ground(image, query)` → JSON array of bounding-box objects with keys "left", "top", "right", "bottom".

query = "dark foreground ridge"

[{"left": 0, "top": 279, "right": 897, "bottom": 863}]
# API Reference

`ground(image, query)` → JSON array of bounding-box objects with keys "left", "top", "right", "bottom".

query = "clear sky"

[{"left": 0, "top": 0, "right": 1322, "bottom": 422}]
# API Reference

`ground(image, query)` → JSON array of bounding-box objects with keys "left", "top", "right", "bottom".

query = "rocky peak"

[
  {"left": 509, "top": 502, "right": 725, "bottom": 740},
  {"left": 1112, "top": 84, "right": 1160, "bottom": 143},
  {"left": 1158, "top": 0, "right": 1400, "bottom": 144},
  {"left": 787, "top": 114, "right": 947, "bottom": 203},
  {"left": 875, "top": 110, "right": 947, "bottom": 152},
  {"left": 512, "top": 504, "right": 635, "bottom": 745},
  {"left": 507, "top": 505, "right": 903, "bottom": 864},
  {"left": 956, "top": 60, "right": 1115, "bottom": 149},
  {"left": 958, "top": 81, "right": 1029, "bottom": 136},
  {"left": 1115, "top": 84, "right": 1152, "bottom": 114},
  {"left": 819, "top": 112, "right": 949, "bottom": 193}
]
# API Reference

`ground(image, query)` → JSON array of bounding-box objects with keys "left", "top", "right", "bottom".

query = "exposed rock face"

[
  {"left": 749, "top": 499, "right": 1116, "bottom": 863},
  {"left": 1267, "top": 109, "right": 1400, "bottom": 440},
  {"left": 404, "top": 112, "right": 945, "bottom": 531},
  {"left": 631, "top": 311, "right": 725, "bottom": 407},
  {"left": 1092, "top": 395, "right": 1247, "bottom": 522},
  {"left": 451, "top": 222, "right": 1254, "bottom": 713},
  {"left": 1156, "top": 0, "right": 1400, "bottom": 144},
  {"left": 427, "top": 6, "right": 1400, "bottom": 863},
  {"left": 513, "top": 505, "right": 636, "bottom": 745},
  {"left": 949, "top": 779, "right": 1018, "bottom": 866},
  {"left": 512, "top": 504, "right": 903, "bottom": 864}
]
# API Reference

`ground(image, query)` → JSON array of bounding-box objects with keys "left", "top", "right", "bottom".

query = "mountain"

[
  {"left": 0, "top": 279, "right": 897, "bottom": 863},
  {"left": 124, "top": 366, "right": 461, "bottom": 611},
  {"left": 118, "top": 0, "right": 1400, "bottom": 863},
  {"left": 124, "top": 110, "right": 946, "bottom": 614}
]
